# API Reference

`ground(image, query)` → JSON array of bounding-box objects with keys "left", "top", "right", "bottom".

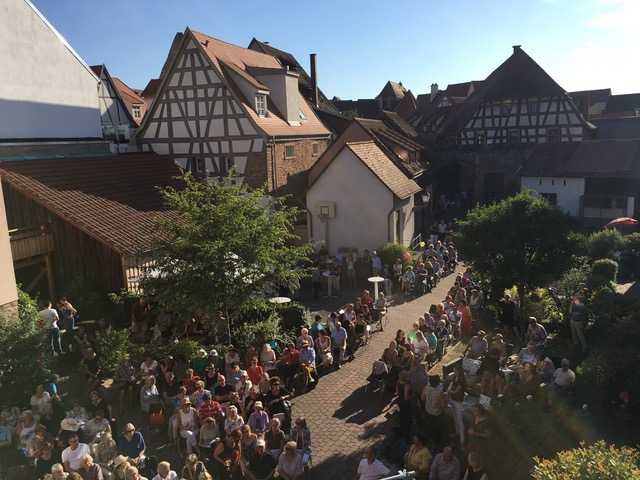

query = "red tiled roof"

[
  {"left": 112, "top": 77, "right": 146, "bottom": 126},
  {"left": 0, "top": 154, "right": 182, "bottom": 255},
  {"left": 190, "top": 30, "right": 329, "bottom": 137}
]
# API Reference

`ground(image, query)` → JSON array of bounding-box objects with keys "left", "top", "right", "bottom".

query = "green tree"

[
  {"left": 456, "top": 192, "right": 574, "bottom": 307},
  {"left": 0, "top": 288, "right": 53, "bottom": 403},
  {"left": 584, "top": 229, "right": 625, "bottom": 260},
  {"left": 532, "top": 441, "right": 640, "bottom": 480},
  {"left": 141, "top": 173, "right": 310, "bottom": 342}
]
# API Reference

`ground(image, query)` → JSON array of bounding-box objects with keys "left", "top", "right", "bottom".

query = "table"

[
  {"left": 323, "top": 271, "right": 338, "bottom": 297},
  {"left": 367, "top": 276, "right": 385, "bottom": 301},
  {"left": 269, "top": 297, "right": 291, "bottom": 305}
]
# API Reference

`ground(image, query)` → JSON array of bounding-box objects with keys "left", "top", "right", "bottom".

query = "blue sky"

[{"left": 32, "top": 0, "right": 639, "bottom": 98}]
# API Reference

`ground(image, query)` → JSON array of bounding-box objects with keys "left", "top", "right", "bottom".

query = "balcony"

[{"left": 9, "top": 226, "right": 54, "bottom": 263}]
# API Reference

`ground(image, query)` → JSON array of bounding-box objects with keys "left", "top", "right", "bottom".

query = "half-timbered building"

[
  {"left": 91, "top": 65, "right": 138, "bottom": 152},
  {"left": 137, "top": 29, "right": 331, "bottom": 198}
]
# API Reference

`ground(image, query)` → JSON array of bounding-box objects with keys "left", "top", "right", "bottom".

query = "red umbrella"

[{"left": 605, "top": 217, "right": 639, "bottom": 228}]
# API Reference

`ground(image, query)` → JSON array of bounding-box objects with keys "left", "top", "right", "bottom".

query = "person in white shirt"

[
  {"left": 39, "top": 301, "right": 63, "bottom": 355},
  {"left": 61, "top": 434, "right": 90, "bottom": 472},
  {"left": 356, "top": 446, "right": 390, "bottom": 480},
  {"left": 152, "top": 461, "right": 178, "bottom": 480},
  {"left": 553, "top": 358, "right": 576, "bottom": 389}
]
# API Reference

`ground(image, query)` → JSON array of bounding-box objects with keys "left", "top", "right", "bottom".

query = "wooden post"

[{"left": 45, "top": 253, "right": 55, "bottom": 300}]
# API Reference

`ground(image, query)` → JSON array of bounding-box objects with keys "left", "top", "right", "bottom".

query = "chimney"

[
  {"left": 430, "top": 83, "right": 438, "bottom": 102},
  {"left": 513, "top": 45, "right": 522, "bottom": 53},
  {"left": 310, "top": 53, "right": 319, "bottom": 108}
]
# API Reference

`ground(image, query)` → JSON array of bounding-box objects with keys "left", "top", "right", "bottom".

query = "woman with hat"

[
  {"left": 176, "top": 399, "right": 200, "bottom": 455},
  {"left": 247, "top": 401, "right": 269, "bottom": 434},
  {"left": 111, "top": 454, "right": 130, "bottom": 480}
]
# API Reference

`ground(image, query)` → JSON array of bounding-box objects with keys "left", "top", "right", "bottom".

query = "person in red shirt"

[
  {"left": 277, "top": 343, "right": 299, "bottom": 388},
  {"left": 181, "top": 368, "right": 201, "bottom": 395},
  {"left": 247, "top": 357, "right": 264, "bottom": 385},
  {"left": 197, "top": 392, "right": 223, "bottom": 423}
]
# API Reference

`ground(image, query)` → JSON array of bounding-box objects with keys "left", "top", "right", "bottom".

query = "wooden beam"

[{"left": 45, "top": 253, "right": 55, "bottom": 300}]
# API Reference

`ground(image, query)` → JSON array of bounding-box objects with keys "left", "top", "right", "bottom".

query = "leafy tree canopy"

[
  {"left": 456, "top": 191, "right": 574, "bottom": 302},
  {"left": 141, "top": 173, "right": 310, "bottom": 333},
  {"left": 532, "top": 441, "right": 640, "bottom": 480}
]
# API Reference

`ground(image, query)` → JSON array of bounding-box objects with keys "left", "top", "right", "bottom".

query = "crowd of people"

[
  {"left": 1, "top": 230, "right": 586, "bottom": 480},
  {"left": 357, "top": 269, "right": 582, "bottom": 480}
]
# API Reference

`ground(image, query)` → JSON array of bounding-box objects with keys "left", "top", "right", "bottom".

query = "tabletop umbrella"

[{"left": 605, "top": 217, "right": 639, "bottom": 228}]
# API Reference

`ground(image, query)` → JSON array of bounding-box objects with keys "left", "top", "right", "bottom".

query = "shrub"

[
  {"left": 232, "top": 314, "right": 293, "bottom": 353},
  {"left": 588, "top": 258, "right": 618, "bottom": 288},
  {"left": 523, "top": 288, "right": 563, "bottom": 330},
  {"left": 585, "top": 229, "right": 625, "bottom": 260},
  {"left": 0, "top": 288, "right": 53, "bottom": 403},
  {"left": 532, "top": 441, "right": 640, "bottom": 480},
  {"left": 94, "top": 328, "right": 130, "bottom": 375},
  {"left": 621, "top": 232, "right": 640, "bottom": 279},
  {"left": 589, "top": 285, "right": 618, "bottom": 328},
  {"left": 279, "top": 302, "right": 309, "bottom": 334},
  {"left": 379, "top": 243, "right": 410, "bottom": 268}
]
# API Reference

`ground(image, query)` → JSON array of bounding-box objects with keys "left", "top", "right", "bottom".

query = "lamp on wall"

[{"left": 421, "top": 191, "right": 431, "bottom": 205}]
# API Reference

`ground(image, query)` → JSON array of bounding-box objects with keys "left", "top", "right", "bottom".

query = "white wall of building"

[
  {"left": 0, "top": 0, "right": 101, "bottom": 139},
  {"left": 521, "top": 176, "right": 585, "bottom": 216},
  {"left": 0, "top": 182, "right": 18, "bottom": 310},
  {"left": 307, "top": 148, "right": 394, "bottom": 255}
]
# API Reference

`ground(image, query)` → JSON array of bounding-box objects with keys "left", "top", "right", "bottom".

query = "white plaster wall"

[
  {"left": 399, "top": 196, "right": 416, "bottom": 246},
  {"left": 307, "top": 148, "right": 394, "bottom": 255},
  {"left": 0, "top": 183, "right": 18, "bottom": 309},
  {"left": 521, "top": 176, "right": 585, "bottom": 216},
  {"left": 0, "top": 0, "right": 101, "bottom": 139}
]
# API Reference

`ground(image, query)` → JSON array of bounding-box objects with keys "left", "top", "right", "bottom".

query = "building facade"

[
  {"left": 0, "top": 0, "right": 101, "bottom": 140},
  {"left": 137, "top": 29, "right": 331, "bottom": 197}
]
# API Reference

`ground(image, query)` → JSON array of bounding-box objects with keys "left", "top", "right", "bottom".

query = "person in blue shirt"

[
  {"left": 117, "top": 423, "right": 145, "bottom": 465},
  {"left": 299, "top": 341, "right": 318, "bottom": 387}
]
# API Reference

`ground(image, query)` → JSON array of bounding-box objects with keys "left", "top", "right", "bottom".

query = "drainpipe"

[{"left": 387, "top": 206, "right": 397, "bottom": 243}]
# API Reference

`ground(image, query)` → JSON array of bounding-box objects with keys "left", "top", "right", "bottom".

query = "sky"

[{"left": 31, "top": 0, "right": 639, "bottom": 99}]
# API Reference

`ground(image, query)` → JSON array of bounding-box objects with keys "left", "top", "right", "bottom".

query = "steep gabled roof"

[
  {"left": 248, "top": 38, "right": 339, "bottom": 115},
  {"left": 521, "top": 139, "right": 640, "bottom": 178},
  {"left": 377, "top": 81, "right": 407, "bottom": 100},
  {"left": 141, "top": 79, "right": 161, "bottom": 100},
  {"left": 189, "top": 30, "right": 329, "bottom": 138},
  {"left": 604, "top": 94, "right": 640, "bottom": 116},
  {"left": 381, "top": 110, "right": 418, "bottom": 139},
  {"left": 394, "top": 90, "right": 417, "bottom": 120},
  {"left": 90, "top": 64, "right": 137, "bottom": 126},
  {"left": 0, "top": 153, "right": 182, "bottom": 255},
  {"left": 309, "top": 139, "right": 419, "bottom": 199}
]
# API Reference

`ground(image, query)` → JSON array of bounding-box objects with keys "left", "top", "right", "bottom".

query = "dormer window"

[
  {"left": 255, "top": 94, "right": 267, "bottom": 117},
  {"left": 132, "top": 105, "right": 141, "bottom": 119}
]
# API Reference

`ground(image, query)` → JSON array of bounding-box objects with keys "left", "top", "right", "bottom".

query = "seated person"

[
  {"left": 466, "top": 331, "right": 489, "bottom": 359},
  {"left": 553, "top": 359, "right": 576, "bottom": 391},
  {"left": 247, "top": 438, "right": 276, "bottom": 480},
  {"left": 117, "top": 423, "right": 145, "bottom": 465},
  {"left": 84, "top": 409, "right": 111, "bottom": 443},
  {"left": 518, "top": 342, "right": 540, "bottom": 366},
  {"left": 316, "top": 331, "right": 333, "bottom": 369},
  {"left": 368, "top": 358, "right": 389, "bottom": 383},
  {"left": 298, "top": 341, "right": 318, "bottom": 385},
  {"left": 401, "top": 267, "right": 416, "bottom": 294},
  {"left": 213, "top": 374, "right": 234, "bottom": 403}
]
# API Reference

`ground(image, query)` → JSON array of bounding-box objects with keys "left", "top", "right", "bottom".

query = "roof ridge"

[
  {"left": 190, "top": 29, "right": 278, "bottom": 62},
  {"left": 345, "top": 140, "right": 375, "bottom": 146}
]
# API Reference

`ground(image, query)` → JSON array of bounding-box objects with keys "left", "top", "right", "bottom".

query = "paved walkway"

[{"left": 293, "top": 270, "right": 463, "bottom": 479}]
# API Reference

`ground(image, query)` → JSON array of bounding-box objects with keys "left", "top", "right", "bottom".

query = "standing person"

[
  {"left": 39, "top": 301, "right": 63, "bottom": 356},
  {"left": 421, "top": 375, "right": 446, "bottom": 448},
  {"left": 447, "top": 366, "right": 467, "bottom": 446},
  {"left": 404, "top": 435, "right": 431, "bottom": 480},
  {"left": 152, "top": 461, "right": 178, "bottom": 480},
  {"left": 58, "top": 297, "right": 78, "bottom": 353},
  {"left": 356, "top": 446, "right": 390, "bottom": 480},
  {"left": 371, "top": 251, "right": 383, "bottom": 276},
  {"left": 462, "top": 451, "right": 488, "bottom": 480},
  {"left": 457, "top": 300, "right": 473, "bottom": 340},
  {"left": 499, "top": 294, "right": 518, "bottom": 341},
  {"left": 331, "top": 321, "right": 348, "bottom": 368},
  {"left": 345, "top": 253, "right": 357, "bottom": 289},
  {"left": 569, "top": 295, "right": 588, "bottom": 350}
]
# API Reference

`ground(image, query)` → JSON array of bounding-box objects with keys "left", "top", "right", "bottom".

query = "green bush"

[
  {"left": 232, "top": 314, "right": 293, "bottom": 353},
  {"left": 532, "top": 441, "right": 640, "bottom": 480},
  {"left": 588, "top": 259, "right": 618, "bottom": 288},
  {"left": 94, "top": 328, "right": 130, "bottom": 375},
  {"left": 589, "top": 285, "right": 618, "bottom": 328},
  {"left": 379, "top": 243, "right": 410, "bottom": 268},
  {"left": 621, "top": 232, "right": 640, "bottom": 279},
  {"left": 523, "top": 288, "right": 563, "bottom": 330},
  {"left": 280, "top": 302, "right": 309, "bottom": 334},
  {"left": 0, "top": 288, "right": 53, "bottom": 403},
  {"left": 585, "top": 229, "right": 625, "bottom": 260}
]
